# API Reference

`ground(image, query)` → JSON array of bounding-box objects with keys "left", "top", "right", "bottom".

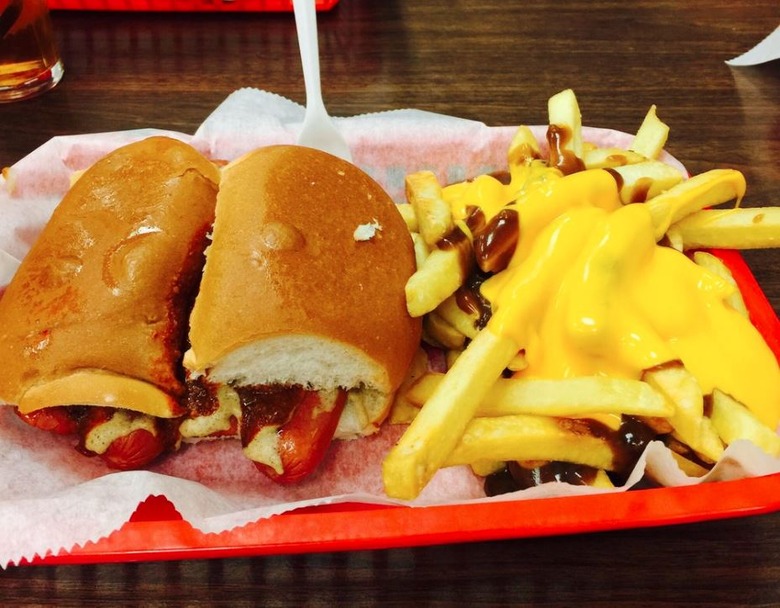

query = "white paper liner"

[{"left": 1, "top": 88, "right": 778, "bottom": 568}]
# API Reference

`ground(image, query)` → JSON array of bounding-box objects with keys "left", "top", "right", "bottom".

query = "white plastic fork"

[{"left": 292, "top": 0, "right": 352, "bottom": 162}]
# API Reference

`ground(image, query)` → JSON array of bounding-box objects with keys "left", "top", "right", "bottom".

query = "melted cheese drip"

[
  {"left": 84, "top": 410, "right": 157, "bottom": 455},
  {"left": 179, "top": 385, "right": 240, "bottom": 440},
  {"left": 443, "top": 168, "right": 780, "bottom": 429},
  {"left": 244, "top": 425, "right": 284, "bottom": 475}
]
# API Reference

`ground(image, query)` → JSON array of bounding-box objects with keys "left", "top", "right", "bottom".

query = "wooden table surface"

[{"left": 1, "top": 1, "right": 779, "bottom": 605}]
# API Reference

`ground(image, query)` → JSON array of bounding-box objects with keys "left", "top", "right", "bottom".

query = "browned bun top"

[
  {"left": 185, "top": 144, "right": 421, "bottom": 395},
  {"left": 0, "top": 136, "right": 220, "bottom": 417}
]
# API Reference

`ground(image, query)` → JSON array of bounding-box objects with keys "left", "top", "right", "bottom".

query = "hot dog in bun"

[
  {"left": 0, "top": 136, "right": 220, "bottom": 469},
  {"left": 182, "top": 144, "right": 421, "bottom": 482}
]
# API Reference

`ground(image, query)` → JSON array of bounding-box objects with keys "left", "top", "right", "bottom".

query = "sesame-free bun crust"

[
  {"left": 185, "top": 145, "right": 421, "bottom": 432},
  {"left": 0, "top": 137, "right": 220, "bottom": 417}
]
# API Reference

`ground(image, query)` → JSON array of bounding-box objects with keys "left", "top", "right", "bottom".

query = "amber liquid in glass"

[{"left": 0, "top": 0, "right": 63, "bottom": 101}]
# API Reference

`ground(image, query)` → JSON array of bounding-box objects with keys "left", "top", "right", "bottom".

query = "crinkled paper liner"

[{"left": 1, "top": 88, "right": 779, "bottom": 568}]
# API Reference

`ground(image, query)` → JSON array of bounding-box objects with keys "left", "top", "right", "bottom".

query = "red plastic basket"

[
  {"left": 22, "top": 248, "right": 780, "bottom": 566},
  {"left": 47, "top": 0, "right": 340, "bottom": 11}
]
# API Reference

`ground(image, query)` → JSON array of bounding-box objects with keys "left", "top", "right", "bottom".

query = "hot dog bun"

[
  {"left": 0, "top": 136, "right": 220, "bottom": 418},
  {"left": 184, "top": 144, "right": 421, "bottom": 438}
]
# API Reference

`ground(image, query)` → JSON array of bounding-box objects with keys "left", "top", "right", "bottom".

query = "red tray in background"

[
  {"left": 47, "top": 0, "right": 340, "bottom": 12},
  {"left": 23, "top": 247, "right": 780, "bottom": 566}
]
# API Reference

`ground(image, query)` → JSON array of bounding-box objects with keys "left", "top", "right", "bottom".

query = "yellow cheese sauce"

[{"left": 443, "top": 168, "right": 780, "bottom": 429}]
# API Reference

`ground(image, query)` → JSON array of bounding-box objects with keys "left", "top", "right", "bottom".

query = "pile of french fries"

[{"left": 383, "top": 89, "right": 780, "bottom": 500}]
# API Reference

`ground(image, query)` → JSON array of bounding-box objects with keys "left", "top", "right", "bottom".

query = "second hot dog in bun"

[
  {"left": 0, "top": 136, "right": 220, "bottom": 469},
  {"left": 182, "top": 145, "right": 421, "bottom": 483}
]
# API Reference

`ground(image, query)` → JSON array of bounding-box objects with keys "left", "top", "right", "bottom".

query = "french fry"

[
  {"left": 508, "top": 125, "right": 542, "bottom": 167},
  {"left": 405, "top": 238, "right": 471, "bottom": 317},
  {"left": 410, "top": 231, "right": 431, "bottom": 269},
  {"left": 709, "top": 389, "right": 780, "bottom": 457},
  {"left": 445, "top": 348, "right": 462, "bottom": 370},
  {"left": 547, "top": 88, "right": 583, "bottom": 161},
  {"left": 668, "top": 450, "right": 710, "bottom": 478},
  {"left": 645, "top": 169, "right": 747, "bottom": 240},
  {"left": 671, "top": 207, "right": 780, "bottom": 250},
  {"left": 582, "top": 147, "right": 646, "bottom": 170},
  {"left": 383, "top": 328, "right": 520, "bottom": 500},
  {"left": 630, "top": 104, "right": 670, "bottom": 160},
  {"left": 405, "top": 373, "right": 672, "bottom": 418},
  {"left": 591, "top": 469, "right": 615, "bottom": 488},
  {"left": 665, "top": 225, "right": 684, "bottom": 252},
  {"left": 423, "top": 312, "right": 466, "bottom": 350},
  {"left": 691, "top": 251, "right": 748, "bottom": 317},
  {"left": 640, "top": 415, "right": 674, "bottom": 435},
  {"left": 444, "top": 415, "right": 617, "bottom": 472},
  {"left": 396, "top": 202, "right": 418, "bottom": 233},
  {"left": 484, "top": 376, "right": 672, "bottom": 418},
  {"left": 608, "top": 160, "right": 685, "bottom": 204},
  {"left": 506, "top": 351, "right": 529, "bottom": 373},
  {"left": 406, "top": 170, "right": 453, "bottom": 247},
  {"left": 642, "top": 363, "right": 724, "bottom": 463},
  {"left": 470, "top": 459, "right": 504, "bottom": 477},
  {"left": 388, "top": 348, "right": 430, "bottom": 424},
  {"left": 387, "top": 397, "right": 421, "bottom": 425},
  {"left": 589, "top": 413, "right": 623, "bottom": 431},
  {"left": 399, "top": 372, "right": 440, "bottom": 407},
  {"left": 435, "top": 294, "right": 481, "bottom": 340}
]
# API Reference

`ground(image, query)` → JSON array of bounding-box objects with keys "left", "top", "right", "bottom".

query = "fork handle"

[{"left": 293, "top": 0, "right": 324, "bottom": 110}]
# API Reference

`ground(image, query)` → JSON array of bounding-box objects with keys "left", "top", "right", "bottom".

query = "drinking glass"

[{"left": 0, "top": 0, "right": 63, "bottom": 102}]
